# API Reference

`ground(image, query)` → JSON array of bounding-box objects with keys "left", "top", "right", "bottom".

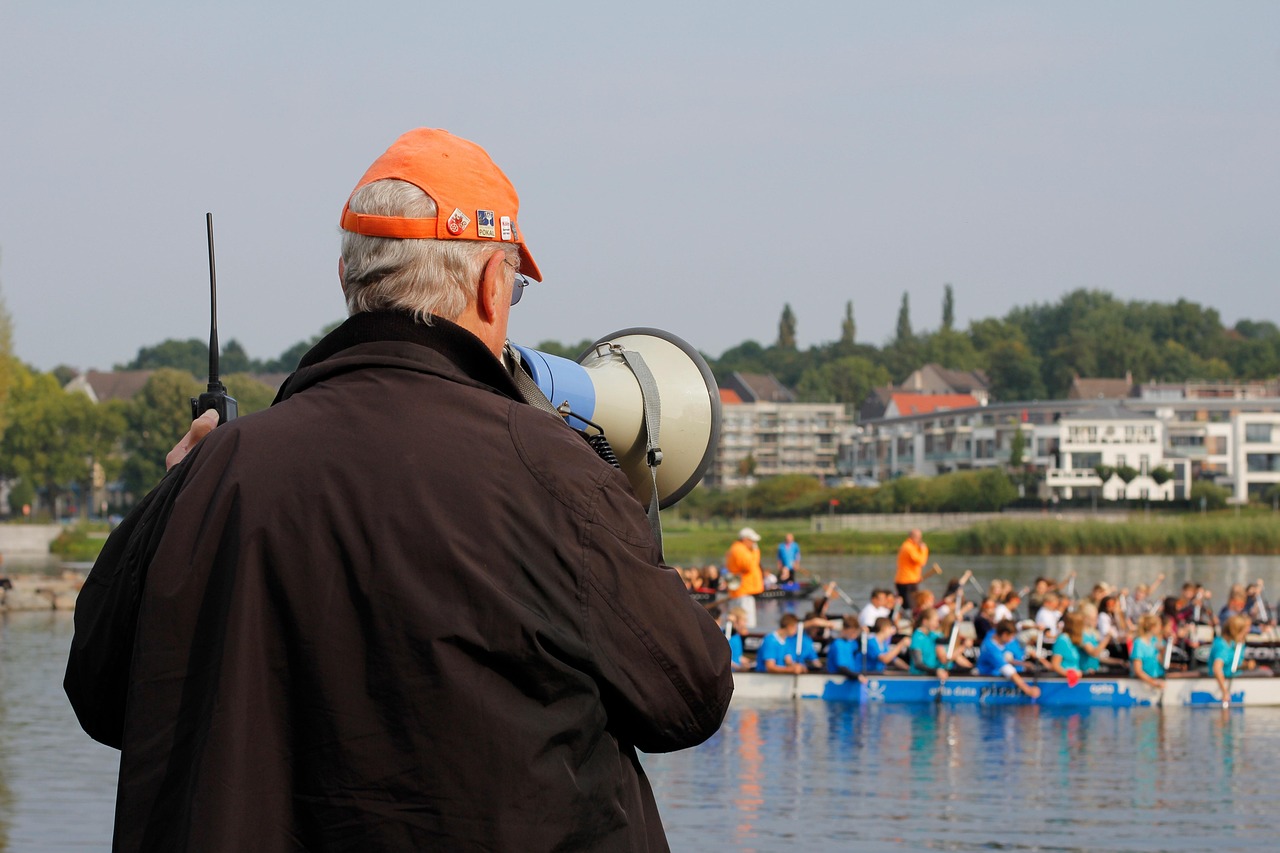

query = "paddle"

[
  {"left": 945, "top": 587, "right": 965, "bottom": 662},
  {"left": 1225, "top": 639, "right": 1245, "bottom": 709}
]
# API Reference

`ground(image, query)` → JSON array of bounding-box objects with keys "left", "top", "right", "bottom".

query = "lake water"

[{"left": 3, "top": 555, "right": 1277, "bottom": 851}]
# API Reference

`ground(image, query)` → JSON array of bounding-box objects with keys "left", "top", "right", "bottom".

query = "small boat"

[{"left": 729, "top": 671, "right": 1280, "bottom": 707}]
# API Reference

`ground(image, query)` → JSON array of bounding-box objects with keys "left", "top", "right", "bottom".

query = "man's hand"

[{"left": 166, "top": 410, "right": 220, "bottom": 471}]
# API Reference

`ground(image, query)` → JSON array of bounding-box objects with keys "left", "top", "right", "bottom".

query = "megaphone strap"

[
  {"left": 618, "top": 348, "right": 664, "bottom": 558},
  {"left": 504, "top": 342, "right": 564, "bottom": 418}
]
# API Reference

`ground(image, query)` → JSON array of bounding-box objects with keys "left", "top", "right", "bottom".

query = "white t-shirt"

[
  {"left": 1035, "top": 607, "right": 1063, "bottom": 635},
  {"left": 994, "top": 603, "right": 1014, "bottom": 623},
  {"left": 860, "top": 603, "right": 890, "bottom": 629}
]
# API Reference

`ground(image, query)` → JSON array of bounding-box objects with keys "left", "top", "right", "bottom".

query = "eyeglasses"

[{"left": 504, "top": 258, "right": 530, "bottom": 306}]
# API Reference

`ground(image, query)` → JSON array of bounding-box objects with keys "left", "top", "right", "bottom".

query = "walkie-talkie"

[{"left": 190, "top": 213, "right": 238, "bottom": 424}]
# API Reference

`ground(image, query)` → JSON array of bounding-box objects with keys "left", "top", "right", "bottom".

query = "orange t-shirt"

[
  {"left": 725, "top": 540, "right": 764, "bottom": 597},
  {"left": 895, "top": 539, "right": 929, "bottom": 585}
]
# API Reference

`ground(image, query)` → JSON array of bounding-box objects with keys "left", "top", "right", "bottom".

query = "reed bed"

[{"left": 952, "top": 514, "right": 1280, "bottom": 556}]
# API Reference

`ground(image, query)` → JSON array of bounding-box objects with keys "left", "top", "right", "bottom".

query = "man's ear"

[
  {"left": 338, "top": 257, "right": 347, "bottom": 296},
  {"left": 477, "top": 251, "right": 508, "bottom": 322}
]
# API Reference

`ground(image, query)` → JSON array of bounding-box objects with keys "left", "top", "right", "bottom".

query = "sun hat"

[
  {"left": 339, "top": 128, "right": 542, "bottom": 281},
  {"left": 738, "top": 527, "right": 761, "bottom": 542}
]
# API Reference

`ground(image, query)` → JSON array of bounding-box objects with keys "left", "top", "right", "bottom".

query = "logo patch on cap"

[
  {"left": 499, "top": 216, "right": 513, "bottom": 241},
  {"left": 476, "top": 210, "right": 496, "bottom": 239},
  {"left": 446, "top": 208, "right": 470, "bottom": 236}
]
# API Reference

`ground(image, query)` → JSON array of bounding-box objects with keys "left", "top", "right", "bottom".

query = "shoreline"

[{"left": 0, "top": 572, "right": 83, "bottom": 612}]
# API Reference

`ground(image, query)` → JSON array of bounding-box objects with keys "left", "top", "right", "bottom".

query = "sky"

[{"left": 1, "top": 2, "right": 1278, "bottom": 373}]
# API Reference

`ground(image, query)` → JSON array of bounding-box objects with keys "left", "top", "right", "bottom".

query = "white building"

[
  {"left": 847, "top": 397, "right": 1280, "bottom": 502},
  {"left": 1045, "top": 407, "right": 1187, "bottom": 500}
]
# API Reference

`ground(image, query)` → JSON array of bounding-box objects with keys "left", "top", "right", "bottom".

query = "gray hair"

[{"left": 340, "top": 179, "right": 518, "bottom": 322}]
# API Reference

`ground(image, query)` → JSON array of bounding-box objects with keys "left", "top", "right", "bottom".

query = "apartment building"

[
  {"left": 846, "top": 397, "right": 1280, "bottom": 502},
  {"left": 708, "top": 372, "right": 850, "bottom": 488}
]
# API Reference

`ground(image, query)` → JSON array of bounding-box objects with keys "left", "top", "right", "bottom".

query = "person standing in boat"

[
  {"left": 776, "top": 532, "right": 801, "bottom": 585},
  {"left": 894, "top": 528, "right": 939, "bottom": 606},
  {"left": 726, "top": 527, "right": 765, "bottom": 628},
  {"left": 64, "top": 128, "right": 732, "bottom": 852}
]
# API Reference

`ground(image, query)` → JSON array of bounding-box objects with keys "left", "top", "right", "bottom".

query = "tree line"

[{"left": 1, "top": 281, "right": 1278, "bottom": 519}]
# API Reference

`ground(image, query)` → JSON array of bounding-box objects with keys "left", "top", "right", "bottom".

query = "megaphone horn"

[{"left": 511, "top": 328, "right": 722, "bottom": 509}]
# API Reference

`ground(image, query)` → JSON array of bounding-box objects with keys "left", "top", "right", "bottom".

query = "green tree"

[
  {"left": 220, "top": 339, "right": 252, "bottom": 375},
  {"left": 942, "top": 284, "right": 955, "bottom": 331},
  {"left": 895, "top": 292, "right": 913, "bottom": 344},
  {"left": 984, "top": 339, "right": 1045, "bottom": 402},
  {"left": 794, "top": 356, "right": 891, "bottom": 405},
  {"left": 0, "top": 364, "right": 124, "bottom": 517},
  {"left": 120, "top": 369, "right": 204, "bottom": 496},
  {"left": 0, "top": 259, "right": 14, "bottom": 441},
  {"left": 840, "top": 301, "right": 856, "bottom": 346},
  {"left": 1190, "top": 481, "right": 1229, "bottom": 511},
  {"left": 118, "top": 338, "right": 209, "bottom": 375},
  {"left": 922, "top": 329, "right": 980, "bottom": 370},
  {"left": 532, "top": 338, "right": 595, "bottom": 360},
  {"left": 1008, "top": 426, "right": 1027, "bottom": 468},
  {"left": 777, "top": 304, "right": 797, "bottom": 350},
  {"left": 223, "top": 372, "right": 278, "bottom": 415}
]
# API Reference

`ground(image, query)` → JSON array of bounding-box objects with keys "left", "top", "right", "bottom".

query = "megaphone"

[{"left": 511, "top": 328, "right": 721, "bottom": 509}]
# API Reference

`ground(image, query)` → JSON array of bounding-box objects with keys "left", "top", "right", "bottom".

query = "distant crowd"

[{"left": 684, "top": 528, "right": 1276, "bottom": 704}]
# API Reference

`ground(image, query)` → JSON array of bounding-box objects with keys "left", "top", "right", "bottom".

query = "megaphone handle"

[{"left": 619, "top": 348, "right": 665, "bottom": 557}]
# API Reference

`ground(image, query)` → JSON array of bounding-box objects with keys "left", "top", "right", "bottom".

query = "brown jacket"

[{"left": 66, "top": 311, "right": 732, "bottom": 852}]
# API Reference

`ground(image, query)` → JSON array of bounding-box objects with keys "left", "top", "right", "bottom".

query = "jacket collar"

[{"left": 275, "top": 310, "right": 523, "bottom": 404}]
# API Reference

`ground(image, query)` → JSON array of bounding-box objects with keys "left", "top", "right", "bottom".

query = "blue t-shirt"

[
  {"left": 728, "top": 633, "right": 744, "bottom": 668},
  {"left": 977, "top": 634, "right": 1022, "bottom": 676},
  {"left": 826, "top": 636, "right": 864, "bottom": 675},
  {"left": 864, "top": 635, "right": 890, "bottom": 673},
  {"left": 1131, "top": 636, "right": 1165, "bottom": 679},
  {"left": 1207, "top": 636, "right": 1244, "bottom": 678},
  {"left": 1081, "top": 629, "right": 1103, "bottom": 673},
  {"left": 1052, "top": 635, "right": 1082, "bottom": 671},
  {"left": 755, "top": 631, "right": 817, "bottom": 672},
  {"left": 777, "top": 541, "right": 800, "bottom": 569},
  {"left": 909, "top": 629, "right": 944, "bottom": 674}
]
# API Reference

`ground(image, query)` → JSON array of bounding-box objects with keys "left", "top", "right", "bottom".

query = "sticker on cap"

[
  {"left": 476, "top": 210, "right": 496, "bottom": 239},
  {"left": 499, "top": 216, "right": 513, "bottom": 241},
  {"left": 446, "top": 208, "right": 470, "bottom": 236}
]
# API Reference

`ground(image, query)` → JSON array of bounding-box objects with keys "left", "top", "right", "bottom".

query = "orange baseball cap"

[{"left": 340, "top": 128, "right": 542, "bottom": 281}]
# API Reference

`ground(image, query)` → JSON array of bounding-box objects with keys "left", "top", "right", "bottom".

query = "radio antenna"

[
  {"left": 189, "top": 213, "right": 238, "bottom": 423},
  {"left": 206, "top": 212, "right": 224, "bottom": 391}
]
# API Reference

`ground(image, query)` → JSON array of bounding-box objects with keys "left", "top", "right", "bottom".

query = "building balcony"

[{"left": 1045, "top": 468, "right": 1103, "bottom": 487}]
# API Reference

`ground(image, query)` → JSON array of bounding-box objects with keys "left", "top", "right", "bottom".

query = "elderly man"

[{"left": 65, "top": 128, "right": 732, "bottom": 852}]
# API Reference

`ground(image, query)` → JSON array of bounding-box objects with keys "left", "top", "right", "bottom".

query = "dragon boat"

[{"left": 729, "top": 670, "right": 1280, "bottom": 707}]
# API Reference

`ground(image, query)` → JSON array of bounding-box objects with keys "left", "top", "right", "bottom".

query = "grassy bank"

[
  {"left": 659, "top": 520, "right": 961, "bottom": 564},
  {"left": 45, "top": 512, "right": 1280, "bottom": 567}
]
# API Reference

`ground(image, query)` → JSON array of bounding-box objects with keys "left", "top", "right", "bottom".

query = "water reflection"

[
  {"left": 0, "top": 612, "right": 119, "bottom": 851},
  {"left": 5, "top": 556, "right": 1280, "bottom": 850},
  {"left": 648, "top": 699, "right": 1280, "bottom": 852}
]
